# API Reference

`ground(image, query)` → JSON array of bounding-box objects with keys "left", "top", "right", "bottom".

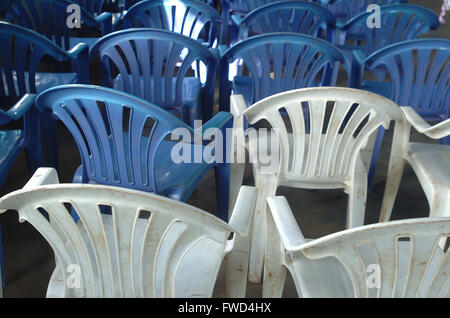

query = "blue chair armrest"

[
  {"left": 0, "top": 94, "right": 36, "bottom": 123},
  {"left": 67, "top": 43, "right": 90, "bottom": 84},
  {"left": 231, "top": 14, "right": 243, "bottom": 27},
  {"left": 218, "top": 45, "right": 229, "bottom": 58},
  {"left": 95, "top": 12, "right": 113, "bottom": 34}
]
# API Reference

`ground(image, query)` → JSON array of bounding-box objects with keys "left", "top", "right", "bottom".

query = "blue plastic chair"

[
  {"left": 326, "top": 0, "right": 407, "bottom": 23},
  {"left": 120, "top": 0, "right": 221, "bottom": 48},
  {"left": 360, "top": 39, "right": 450, "bottom": 187},
  {"left": 336, "top": 4, "right": 440, "bottom": 88},
  {"left": 90, "top": 28, "right": 218, "bottom": 127},
  {"left": 234, "top": 1, "right": 336, "bottom": 43},
  {"left": 6, "top": 0, "right": 113, "bottom": 50},
  {"left": 35, "top": 84, "right": 233, "bottom": 221},
  {"left": 219, "top": 32, "right": 346, "bottom": 111},
  {"left": 0, "top": 21, "right": 89, "bottom": 168}
]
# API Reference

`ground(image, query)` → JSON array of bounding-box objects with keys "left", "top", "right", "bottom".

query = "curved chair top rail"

[
  {"left": 223, "top": 32, "right": 344, "bottom": 63},
  {"left": 240, "top": 1, "right": 337, "bottom": 27},
  {"left": 35, "top": 84, "right": 194, "bottom": 192},
  {"left": 0, "top": 182, "right": 236, "bottom": 297},
  {"left": 121, "top": 0, "right": 220, "bottom": 47},
  {"left": 238, "top": 87, "right": 403, "bottom": 180},
  {"left": 296, "top": 217, "right": 450, "bottom": 298},
  {"left": 364, "top": 38, "right": 450, "bottom": 115}
]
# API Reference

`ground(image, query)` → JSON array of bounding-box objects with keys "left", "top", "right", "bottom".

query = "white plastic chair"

[
  {"left": 380, "top": 107, "right": 450, "bottom": 221},
  {"left": 229, "top": 87, "right": 405, "bottom": 283},
  {"left": 265, "top": 195, "right": 450, "bottom": 298},
  {"left": 0, "top": 168, "right": 257, "bottom": 298}
]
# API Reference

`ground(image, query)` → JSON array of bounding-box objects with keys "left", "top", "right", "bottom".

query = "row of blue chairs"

[{"left": 0, "top": 0, "right": 448, "bottom": 290}]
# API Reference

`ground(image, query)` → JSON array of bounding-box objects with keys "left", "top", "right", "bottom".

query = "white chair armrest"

[
  {"left": 228, "top": 186, "right": 257, "bottom": 237},
  {"left": 23, "top": 168, "right": 60, "bottom": 190},
  {"left": 267, "top": 196, "right": 306, "bottom": 252},
  {"left": 401, "top": 107, "right": 450, "bottom": 139}
]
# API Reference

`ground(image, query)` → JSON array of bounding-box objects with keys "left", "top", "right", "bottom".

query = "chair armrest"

[
  {"left": 267, "top": 196, "right": 307, "bottom": 252},
  {"left": 218, "top": 44, "right": 229, "bottom": 58},
  {"left": 228, "top": 186, "right": 257, "bottom": 237},
  {"left": 95, "top": 12, "right": 113, "bottom": 34},
  {"left": 23, "top": 168, "right": 60, "bottom": 190},
  {"left": 0, "top": 94, "right": 36, "bottom": 121},
  {"left": 66, "top": 43, "right": 89, "bottom": 59},
  {"left": 353, "top": 49, "right": 366, "bottom": 66},
  {"left": 401, "top": 107, "right": 450, "bottom": 139},
  {"left": 95, "top": 12, "right": 112, "bottom": 23},
  {"left": 231, "top": 14, "right": 243, "bottom": 27}
]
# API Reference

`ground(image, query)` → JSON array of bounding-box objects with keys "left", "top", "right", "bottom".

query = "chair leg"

[
  {"left": 248, "top": 175, "right": 278, "bottom": 284},
  {"left": 228, "top": 162, "right": 245, "bottom": 219},
  {"left": 215, "top": 164, "right": 230, "bottom": 221},
  {"left": 346, "top": 170, "right": 368, "bottom": 229},
  {"left": 368, "top": 127, "right": 386, "bottom": 190},
  {"left": 24, "top": 107, "right": 42, "bottom": 174},
  {"left": 262, "top": 203, "right": 287, "bottom": 298},
  {"left": 379, "top": 157, "right": 406, "bottom": 222}
]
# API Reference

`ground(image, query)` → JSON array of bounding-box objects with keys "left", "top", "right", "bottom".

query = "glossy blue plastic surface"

[
  {"left": 338, "top": 4, "right": 439, "bottom": 87},
  {"left": 0, "top": 21, "right": 89, "bottom": 169},
  {"left": 219, "top": 32, "right": 345, "bottom": 110},
  {"left": 361, "top": 39, "right": 450, "bottom": 187},
  {"left": 91, "top": 28, "right": 218, "bottom": 126},
  {"left": 6, "top": 0, "right": 112, "bottom": 51},
  {"left": 35, "top": 84, "right": 233, "bottom": 220},
  {"left": 120, "top": 0, "right": 220, "bottom": 48},
  {"left": 237, "top": 1, "right": 336, "bottom": 42}
]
